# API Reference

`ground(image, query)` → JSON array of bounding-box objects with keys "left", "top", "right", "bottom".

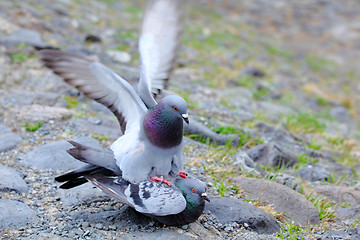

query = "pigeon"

[
  {"left": 55, "top": 142, "right": 210, "bottom": 226},
  {"left": 39, "top": 0, "right": 188, "bottom": 183}
]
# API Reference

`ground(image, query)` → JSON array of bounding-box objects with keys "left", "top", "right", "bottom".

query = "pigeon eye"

[
  {"left": 173, "top": 106, "right": 178, "bottom": 111},
  {"left": 191, "top": 188, "right": 196, "bottom": 193}
]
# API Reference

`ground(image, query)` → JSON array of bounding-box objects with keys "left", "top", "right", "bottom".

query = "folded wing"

[{"left": 125, "top": 181, "right": 186, "bottom": 216}]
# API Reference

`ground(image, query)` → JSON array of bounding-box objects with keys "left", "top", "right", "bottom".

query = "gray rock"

[
  {"left": 69, "top": 118, "right": 121, "bottom": 140},
  {"left": 5, "top": 104, "right": 72, "bottom": 124},
  {"left": 184, "top": 117, "right": 239, "bottom": 146},
  {"left": 321, "top": 228, "right": 360, "bottom": 240},
  {"left": 233, "top": 151, "right": 264, "bottom": 176},
  {"left": 205, "top": 197, "right": 280, "bottom": 234},
  {"left": 88, "top": 100, "right": 114, "bottom": 116},
  {"left": 22, "top": 136, "right": 101, "bottom": 171},
  {"left": 120, "top": 229, "right": 193, "bottom": 240},
  {"left": 0, "top": 199, "right": 39, "bottom": 230},
  {"left": 0, "top": 28, "right": 48, "bottom": 48},
  {"left": 253, "top": 101, "right": 295, "bottom": 121},
  {"left": 329, "top": 106, "right": 351, "bottom": 122},
  {"left": 245, "top": 142, "right": 298, "bottom": 169},
  {"left": 268, "top": 172, "right": 301, "bottom": 192},
  {"left": 188, "top": 222, "right": 221, "bottom": 239},
  {"left": 298, "top": 165, "right": 329, "bottom": 182},
  {"left": 253, "top": 122, "right": 309, "bottom": 157},
  {"left": 72, "top": 205, "right": 152, "bottom": 229},
  {"left": 0, "top": 124, "right": 22, "bottom": 152},
  {"left": 1, "top": 91, "right": 60, "bottom": 108},
  {"left": 0, "top": 164, "right": 28, "bottom": 193},
  {"left": 234, "top": 151, "right": 301, "bottom": 191},
  {"left": 58, "top": 182, "right": 108, "bottom": 206},
  {"left": 233, "top": 177, "right": 319, "bottom": 225},
  {"left": 315, "top": 185, "right": 360, "bottom": 205}
]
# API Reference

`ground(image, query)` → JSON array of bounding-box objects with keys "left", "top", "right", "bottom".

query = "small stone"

[
  {"left": 106, "top": 50, "right": 131, "bottom": 63},
  {"left": 95, "top": 223, "right": 103, "bottom": 229},
  {"left": 181, "top": 224, "right": 188, "bottom": 230},
  {"left": 82, "top": 222, "right": 90, "bottom": 228},
  {"left": 109, "top": 225, "right": 116, "bottom": 230}
]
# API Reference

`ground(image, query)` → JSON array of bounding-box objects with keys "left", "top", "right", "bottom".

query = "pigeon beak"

[
  {"left": 182, "top": 113, "right": 189, "bottom": 124},
  {"left": 201, "top": 193, "right": 210, "bottom": 202}
]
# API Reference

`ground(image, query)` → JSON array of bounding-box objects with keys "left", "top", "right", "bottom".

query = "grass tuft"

[{"left": 23, "top": 121, "right": 43, "bottom": 132}]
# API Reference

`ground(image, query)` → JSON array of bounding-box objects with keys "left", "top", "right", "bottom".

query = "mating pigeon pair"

[
  {"left": 39, "top": 0, "right": 209, "bottom": 225},
  {"left": 55, "top": 141, "right": 209, "bottom": 226}
]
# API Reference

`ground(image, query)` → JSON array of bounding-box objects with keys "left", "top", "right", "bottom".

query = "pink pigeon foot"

[
  {"left": 179, "top": 172, "right": 188, "bottom": 179},
  {"left": 150, "top": 176, "right": 171, "bottom": 186}
]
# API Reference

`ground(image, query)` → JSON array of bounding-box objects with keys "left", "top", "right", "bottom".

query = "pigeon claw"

[
  {"left": 178, "top": 171, "right": 188, "bottom": 179},
  {"left": 150, "top": 176, "right": 171, "bottom": 186}
]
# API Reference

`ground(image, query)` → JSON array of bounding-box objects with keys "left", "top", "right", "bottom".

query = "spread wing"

[
  {"left": 138, "top": 0, "right": 183, "bottom": 108},
  {"left": 39, "top": 50, "right": 147, "bottom": 134},
  {"left": 125, "top": 181, "right": 186, "bottom": 216}
]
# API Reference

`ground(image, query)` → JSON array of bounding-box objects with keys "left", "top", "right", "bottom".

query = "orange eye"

[
  {"left": 191, "top": 188, "right": 196, "bottom": 193},
  {"left": 173, "top": 106, "right": 178, "bottom": 111}
]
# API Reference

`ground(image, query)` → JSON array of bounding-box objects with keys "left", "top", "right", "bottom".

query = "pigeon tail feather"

[{"left": 67, "top": 140, "right": 121, "bottom": 175}]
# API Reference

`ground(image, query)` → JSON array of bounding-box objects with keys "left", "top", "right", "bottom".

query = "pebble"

[{"left": 95, "top": 223, "right": 103, "bottom": 229}]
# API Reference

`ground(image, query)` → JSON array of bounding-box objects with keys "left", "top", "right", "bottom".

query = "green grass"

[
  {"left": 266, "top": 45, "right": 293, "bottom": 58},
  {"left": 316, "top": 97, "right": 330, "bottom": 107},
  {"left": 23, "top": 121, "right": 43, "bottom": 132},
  {"left": 91, "top": 134, "right": 110, "bottom": 141},
  {"left": 295, "top": 154, "right": 318, "bottom": 169},
  {"left": 282, "top": 113, "right": 326, "bottom": 134},
  {"left": 277, "top": 221, "right": 304, "bottom": 240},
  {"left": 63, "top": 96, "right": 78, "bottom": 109},
  {"left": 306, "top": 55, "right": 336, "bottom": 73},
  {"left": 213, "top": 180, "right": 227, "bottom": 197},
  {"left": 11, "top": 52, "right": 29, "bottom": 63},
  {"left": 117, "top": 29, "right": 138, "bottom": 40},
  {"left": 253, "top": 87, "right": 270, "bottom": 100},
  {"left": 213, "top": 126, "right": 240, "bottom": 135},
  {"left": 185, "top": 133, "right": 211, "bottom": 145},
  {"left": 307, "top": 193, "right": 335, "bottom": 221},
  {"left": 236, "top": 75, "right": 255, "bottom": 89}
]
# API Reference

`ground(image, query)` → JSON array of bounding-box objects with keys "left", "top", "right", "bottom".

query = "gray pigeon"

[
  {"left": 55, "top": 142, "right": 209, "bottom": 226},
  {"left": 39, "top": 0, "right": 188, "bottom": 183}
]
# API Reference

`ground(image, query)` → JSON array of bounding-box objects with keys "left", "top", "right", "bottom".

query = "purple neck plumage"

[{"left": 143, "top": 102, "right": 183, "bottom": 149}]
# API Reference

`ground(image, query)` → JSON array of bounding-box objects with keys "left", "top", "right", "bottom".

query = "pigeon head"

[
  {"left": 143, "top": 95, "right": 188, "bottom": 149},
  {"left": 159, "top": 95, "right": 189, "bottom": 124},
  {"left": 176, "top": 177, "right": 210, "bottom": 210}
]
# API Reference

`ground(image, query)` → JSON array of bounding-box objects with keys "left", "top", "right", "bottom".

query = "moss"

[
  {"left": 23, "top": 121, "right": 43, "bottom": 132},
  {"left": 63, "top": 96, "right": 78, "bottom": 109}
]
